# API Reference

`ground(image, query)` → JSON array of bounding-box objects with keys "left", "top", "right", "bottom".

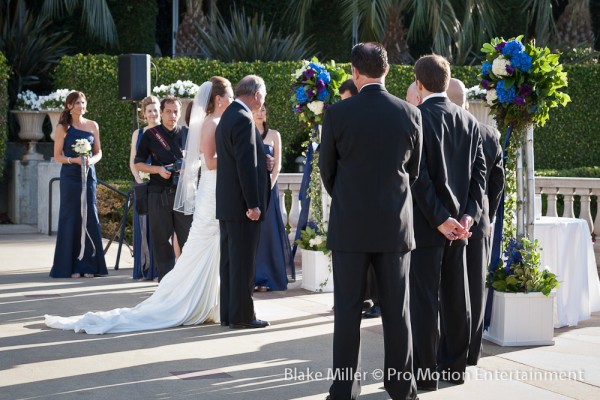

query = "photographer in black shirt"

[{"left": 134, "top": 96, "right": 193, "bottom": 281}]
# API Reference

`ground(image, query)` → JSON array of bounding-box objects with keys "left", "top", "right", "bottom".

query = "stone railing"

[
  {"left": 535, "top": 177, "right": 600, "bottom": 237},
  {"left": 276, "top": 173, "right": 303, "bottom": 242}
]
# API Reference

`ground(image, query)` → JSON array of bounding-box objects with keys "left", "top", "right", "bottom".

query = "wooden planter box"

[
  {"left": 483, "top": 291, "right": 555, "bottom": 346},
  {"left": 300, "top": 249, "right": 333, "bottom": 292}
]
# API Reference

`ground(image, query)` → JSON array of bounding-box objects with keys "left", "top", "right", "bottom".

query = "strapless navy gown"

[
  {"left": 254, "top": 144, "right": 292, "bottom": 291},
  {"left": 50, "top": 127, "right": 108, "bottom": 278}
]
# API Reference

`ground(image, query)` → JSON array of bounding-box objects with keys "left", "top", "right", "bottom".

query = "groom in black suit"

[
  {"left": 320, "top": 42, "right": 422, "bottom": 400},
  {"left": 410, "top": 55, "right": 486, "bottom": 390},
  {"left": 215, "top": 75, "right": 271, "bottom": 329}
]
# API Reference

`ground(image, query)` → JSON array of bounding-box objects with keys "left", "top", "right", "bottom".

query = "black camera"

[{"left": 165, "top": 159, "right": 183, "bottom": 186}]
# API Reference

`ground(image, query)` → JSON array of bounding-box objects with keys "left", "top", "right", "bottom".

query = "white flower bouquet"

[
  {"left": 72, "top": 138, "right": 92, "bottom": 156},
  {"left": 14, "top": 90, "right": 42, "bottom": 111},
  {"left": 39, "top": 89, "right": 72, "bottom": 111},
  {"left": 153, "top": 80, "right": 199, "bottom": 98}
]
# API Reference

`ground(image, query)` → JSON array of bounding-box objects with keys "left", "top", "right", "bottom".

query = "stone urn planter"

[
  {"left": 468, "top": 100, "right": 496, "bottom": 127},
  {"left": 301, "top": 249, "right": 333, "bottom": 292},
  {"left": 483, "top": 290, "right": 555, "bottom": 346},
  {"left": 11, "top": 110, "right": 46, "bottom": 160},
  {"left": 45, "top": 110, "right": 62, "bottom": 141}
]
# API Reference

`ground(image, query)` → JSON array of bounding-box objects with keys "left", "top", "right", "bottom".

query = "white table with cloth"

[{"left": 534, "top": 216, "right": 600, "bottom": 327}]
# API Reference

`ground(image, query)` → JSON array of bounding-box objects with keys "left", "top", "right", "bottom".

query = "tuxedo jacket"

[
  {"left": 215, "top": 101, "right": 270, "bottom": 222},
  {"left": 412, "top": 96, "right": 486, "bottom": 248},
  {"left": 471, "top": 123, "right": 504, "bottom": 240},
  {"left": 319, "top": 84, "right": 422, "bottom": 252}
]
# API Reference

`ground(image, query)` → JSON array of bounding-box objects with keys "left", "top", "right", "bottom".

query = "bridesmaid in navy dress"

[
  {"left": 129, "top": 96, "right": 160, "bottom": 280},
  {"left": 50, "top": 91, "right": 108, "bottom": 278},
  {"left": 253, "top": 105, "right": 292, "bottom": 291}
]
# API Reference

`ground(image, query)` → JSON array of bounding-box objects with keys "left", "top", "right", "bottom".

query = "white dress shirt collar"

[{"left": 422, "top": 92, "right": 448, "bottom": 103}]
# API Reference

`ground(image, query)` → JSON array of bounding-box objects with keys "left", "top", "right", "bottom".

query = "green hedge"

[
  {"left": 0, "top": 53, "right": 9, "bottom": 180},
  {"left": 52, "top": 55, "right": 599, "bottom": 180}
]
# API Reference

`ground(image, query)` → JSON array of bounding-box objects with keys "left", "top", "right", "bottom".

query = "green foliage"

[
  {"left": 0, "top": 52, "right": 9, "bottom": 180},
  {"left": 489, "top": 237, "right": 559, "bottom": 295},
  {"left": 50, "top": 55, "right": 600, "bottom": 180},
  {"left": 195, "top": 7, "right": 315, "bottom": 62},
  {"left": 296, "top": 226, "right": 329, "bottom": 254}
]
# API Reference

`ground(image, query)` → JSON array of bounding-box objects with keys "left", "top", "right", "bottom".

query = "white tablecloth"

[{"left": 534, "top": 216, "right": 600, "bottom": 327}]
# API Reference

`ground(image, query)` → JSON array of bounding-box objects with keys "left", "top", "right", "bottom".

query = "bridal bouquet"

[
  {"left": 153, "top": 80, "right": 199, "bottom": 98},
  {"left": 480, "top": 36, "right": 570, "bottom": 132},
  {"left": 39, "top": 89, "right": 72, "bottom": 111},
  {"left": 290, "top": 57, "right": 348, "bottom": 128},
  {"left": 72, "top": 138, "right": 92, "bottom": 156},
  {"left": 488, "top": 237, "right": 559, "bottom": 295}
]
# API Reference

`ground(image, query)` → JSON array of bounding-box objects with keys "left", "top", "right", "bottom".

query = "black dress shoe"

[
  {"left": 362, "top": 304, "right": 381, "bottom": 319},
  {"left": 416, "top": 381, "right": 438, "bottom": 391},
  {"left": 220, "top": 321, "right": 229, "bottom": 326},
  {"left": 229, "top": 319, "right": 270, "bottom": 329}
]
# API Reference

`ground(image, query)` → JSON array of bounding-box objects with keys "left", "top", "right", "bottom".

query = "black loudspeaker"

[{"left": 118, "top": 54, "right": 150, "bottom": 101}]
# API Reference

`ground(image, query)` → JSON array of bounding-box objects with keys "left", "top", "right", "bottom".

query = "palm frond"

[
  {"left": 523, "top": 0, "right": 558, "bottom": 45},
  {"left": 40, "top": 0, "right": 117, "bottom": 46},
  {"left": 283, "top": 0, "right": 315, "bottom": 35},
  {"left": 194, "top": 7, "right": 316, "bottom": 62}
]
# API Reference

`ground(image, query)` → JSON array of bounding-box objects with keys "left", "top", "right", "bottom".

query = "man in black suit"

[
  {"left": 320, "top": 42, "right": 422, "bottom": 400},
  {"left": 447, "top": 78, "right": 504, "bottom": 366},
  {"left": 410, "top": 55, "right": 486, "bottom": 390},
  {"left": 215, "top": 75, "right": 271, "bottom": 330}
]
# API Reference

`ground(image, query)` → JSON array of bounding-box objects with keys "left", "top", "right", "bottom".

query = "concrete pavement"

[{"left": 0, "top": 225, "right": 599, "bottom": 400}]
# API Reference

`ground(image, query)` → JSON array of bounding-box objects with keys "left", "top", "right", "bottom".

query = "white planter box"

[
  {"left": 484, "top": 291, "right": 555, "bottom": 346},
  {"left": 300, "top": 249, "right": 333, "bottom": 292}
]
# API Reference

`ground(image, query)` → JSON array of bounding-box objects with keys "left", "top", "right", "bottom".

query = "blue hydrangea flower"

[
  {"left": 317, "top": 70, "right": 331, "bottom": 84},
  {"left": 511, "top": 52, "right": 533, "bottom": 72},
  {"left": 501, "top": 40, "right": 525, "bottom": 57},
  {"left": 482, "top": 62, "right": 492, "bottom": 75},
  {"left": 295, "top": 86, "right": 308, "bottom": 104},
  {"left": 496, "top": 80, "right": 516, "bottom": 104},
  {"left": 308, "top": 63, "right": 323, "bottom": 74},
  {"left": 317, "top": 88, "right": 330, "bottom": 101}
]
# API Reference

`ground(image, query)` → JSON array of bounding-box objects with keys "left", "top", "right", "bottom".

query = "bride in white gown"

[{"left": 45, "top": 77, "right": 235, "bottom": 334}]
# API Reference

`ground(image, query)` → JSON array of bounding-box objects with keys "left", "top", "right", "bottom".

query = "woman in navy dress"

[
  {"left": 129, "top": 96, "right": 160, "bottom": 280},
  {"left": 50, "top": 91, "right": 107, "bottom": 278},
  {"left": 253, "top": 105, "right": 292, "bottom": 291}
]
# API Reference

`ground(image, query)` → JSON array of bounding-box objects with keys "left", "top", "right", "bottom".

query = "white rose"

[
  {"left": 309, "top": 238, "right": 317, "bottom": 247},
  {"left": 486, "top": 89, "right": 498, "bottom": 105},
  {"left": 313, "top": 236, "right": 324, "bottom": 245},
  {"left": 492, "top": 56, "right": 511, "bottom": 76},
  {"left": 307, "top": 100, "right": 324, "bottom": 115}
]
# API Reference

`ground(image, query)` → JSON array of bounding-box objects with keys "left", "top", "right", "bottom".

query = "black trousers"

[
  {"left": 219, "top": 220, "right": 261, "bottom": 325},
  {"left": 465, "top": 237, "right": 490, "bottom": 365},
  {"left": 410, "top": 243, "right": 471, "bottom": 385},
  {"left": 329, "top": 251, "right": 417, "bottom": 400},
  {"left": 364, "top": 264, "right": 379, "bottom": 305},
  {"left": 147, "top": 189, "right": 193, "bottom": 281}
]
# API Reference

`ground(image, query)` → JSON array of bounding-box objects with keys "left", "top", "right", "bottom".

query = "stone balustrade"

[
  {"left": 535, "top": 176, "right": 599, "bottom": 237},
  {"left": 276, "top": 173, "right": 303, "bottom": 242}
]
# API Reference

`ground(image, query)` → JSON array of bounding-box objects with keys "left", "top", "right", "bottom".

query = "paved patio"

[{"left": 0, "top": 225, "right": 599, "bottom": 400}]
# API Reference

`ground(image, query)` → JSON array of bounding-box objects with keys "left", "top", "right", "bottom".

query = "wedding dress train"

[{"left": 45, "top": 157, "right": 220, "bottom": 334}]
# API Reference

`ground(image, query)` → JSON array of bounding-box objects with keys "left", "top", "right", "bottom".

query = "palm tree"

[{"left": 39, "top": 0, "right": 118, "bottom": 47}]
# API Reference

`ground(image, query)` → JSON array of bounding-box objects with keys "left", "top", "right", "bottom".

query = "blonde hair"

[{"left": 140, "top": 95, "right": 160, "bottom": 119}]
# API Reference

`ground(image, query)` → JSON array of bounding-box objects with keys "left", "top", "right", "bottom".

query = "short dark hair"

[
  {"left": 161, "top": 95, "right": 181, "bottom": 111},
  {"left": 414, "top": 54, "right": 451, "bottom": 93},
  {"left": 350, "top": 42, "right": 388, "bottom": 78},
  {"left": 339, "top": 79, "right": 358, "bottom": 96}
]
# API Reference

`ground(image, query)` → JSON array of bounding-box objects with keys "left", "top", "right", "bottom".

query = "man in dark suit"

[
  {"left": 447, "top": 78, "right": 504, "bottom": 366},
  {"left": 215, "top": 75, "right": 271, "bottom": 330},
  {"left": 320, "top": 42, "right": 422, "bottom": 400},
  {"left": 410, "top": 55, "right": 486, "bottom": 390}
]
